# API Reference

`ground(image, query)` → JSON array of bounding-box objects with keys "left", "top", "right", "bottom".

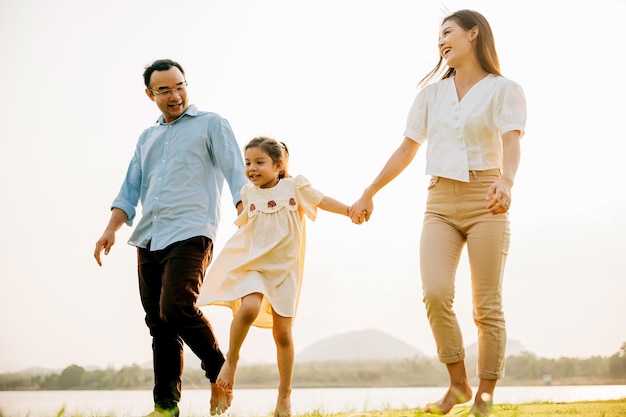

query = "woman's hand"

[{"left": 486, "top": 178, "right": 512, "bottom": 215}]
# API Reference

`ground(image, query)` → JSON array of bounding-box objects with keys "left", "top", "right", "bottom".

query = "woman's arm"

[
  {"left": 500, "top": 130, "right": 521, "bottom": 187},
  {"left": 350, "top": 137, "right": 421, "bottom": 222},
  {"left": 486, "top": 130, "right": 521, "bottom": 215}
]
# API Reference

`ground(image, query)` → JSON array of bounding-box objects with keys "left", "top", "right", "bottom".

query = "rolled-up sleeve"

[{"left": 111, "top": 151, "right": 141, "bottom": 226}]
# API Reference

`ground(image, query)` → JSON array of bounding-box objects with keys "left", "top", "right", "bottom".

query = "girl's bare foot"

[
  {"left": 274, "top": 391, "right": 292, "bottom": 417},
  {"left": 424, "top": 385, "right": 472, "bottom": 415},
  {"left": 216, "top": 362, "right": 236, "bottom": 392},
  {"left": 210, "top": 383, "right": 232, "bottom": 416}
]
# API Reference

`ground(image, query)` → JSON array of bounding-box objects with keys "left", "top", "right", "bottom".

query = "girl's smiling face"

[{"left": 245, "top": 146, "right": 283, "bottom": 188}]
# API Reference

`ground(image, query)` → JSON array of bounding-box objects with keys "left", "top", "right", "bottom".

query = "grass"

[
  {"left": 2, "top": 400, "right": 626, "bottom": 417},
  {"left": 333, "top": 399, "right": 626, "bottom": 417}
]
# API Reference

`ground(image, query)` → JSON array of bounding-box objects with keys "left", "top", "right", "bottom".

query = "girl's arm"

[{"left": 318, "top": 196, "right": 350, "bottom": 217}]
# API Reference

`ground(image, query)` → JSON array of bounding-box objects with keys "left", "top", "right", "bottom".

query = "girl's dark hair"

[
  {"left": 245, "top": 136, "right": 291, "bottom": 179},
  {"left": 142, "top": 59, "right": 185, "bottom": 89},
  {"left": 419, "top": 9, "right": 501, "bottom": 87}
]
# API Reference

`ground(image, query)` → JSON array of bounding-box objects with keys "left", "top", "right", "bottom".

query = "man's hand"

[{"left": 94, "top": 229, "right": 116, "bottom": 266}]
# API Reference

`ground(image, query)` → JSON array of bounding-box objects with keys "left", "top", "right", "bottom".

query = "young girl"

[{"left": 198, "top": 136, "right": 357, "bottom": 417}]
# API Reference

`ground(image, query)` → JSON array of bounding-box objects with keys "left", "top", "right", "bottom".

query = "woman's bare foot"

[
  {"left": 274, "top": 391, "right": 292, "bottom": 417},
  {"left": 216, "top": 362, "right": 237, "bottom": 392},
  {"left": 210, "top": 382, "right": 232, "bottom": 416},
  {"left": 424, "top": 385, "right": 472, "bottom": 415},
  {"left": 468, "top": 392, "right": 493, "bottom": 416}
]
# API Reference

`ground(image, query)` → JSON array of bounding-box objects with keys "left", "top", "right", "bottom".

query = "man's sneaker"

[{"left": 142, "top": 405, "right": 180, "bottom": 417}]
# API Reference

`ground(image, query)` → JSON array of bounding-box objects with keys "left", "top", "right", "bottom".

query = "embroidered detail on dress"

[
  {"left": 267, "top": 200, "right": 277, "bottom": 208},
  {"left": 250, "top": 203, "right": 256, "bottom": 212},
  {"left": 289, "top": 198, "right": 296, "bottom": 206}
]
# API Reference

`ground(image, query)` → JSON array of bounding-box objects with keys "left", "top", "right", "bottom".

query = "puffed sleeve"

[
  {"left": 234, "top": 184, "right": 252, "bottom": 226},
  {"left": 294, "top": 175, "right": 324, "bottom": 221},
  {"left": 403, "top": 85, "right": 431, "bottom": 144},
  {"left": 495, "top": 79, "right": 527, "bottom": 138}
]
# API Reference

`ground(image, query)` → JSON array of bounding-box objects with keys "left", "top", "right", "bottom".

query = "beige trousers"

[{"left": 420, "top": 169, "right": 509, "bottom": 380}]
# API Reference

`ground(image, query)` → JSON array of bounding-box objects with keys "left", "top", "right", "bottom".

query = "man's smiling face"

[{"left": 146, "top": 66, "right": 188, "bottom": 123}]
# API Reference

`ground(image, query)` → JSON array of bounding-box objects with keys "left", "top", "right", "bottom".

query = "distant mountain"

[
  {"left": 18, "top": 367, "right": 59, "bottom": 376},
  {"left": 296, "top": 329, "right": 424, "bottom": 362},
  {"left": 4, "top": 334, "right": 531, "bottom": 376}
]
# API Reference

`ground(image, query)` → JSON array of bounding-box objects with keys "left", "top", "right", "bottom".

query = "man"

[{"left": 94, "top": 59, "right": 248, "bottom": 417}]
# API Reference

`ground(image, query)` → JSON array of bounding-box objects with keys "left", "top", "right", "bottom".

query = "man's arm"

[
  {"left": 211, "top": 117, "right": 249, "bottom": 210},
  {"left": 94, "top": 208, "right": 128, "bottom": 266}
]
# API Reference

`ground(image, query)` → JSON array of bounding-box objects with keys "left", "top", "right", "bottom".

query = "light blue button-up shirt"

[{"left": 112, "top": 104, "right": 248, "bottom": 251}]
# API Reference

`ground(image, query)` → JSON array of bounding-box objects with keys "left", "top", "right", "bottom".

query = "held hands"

[
  {"left": 486, "top": 177, "right": 513, "bottom": 215},
  {"left": 349, "top": 194, "right": 374, "bottom": 225},
  {"left": 349, "top": 209, "right": 367, "bottom": 224}
]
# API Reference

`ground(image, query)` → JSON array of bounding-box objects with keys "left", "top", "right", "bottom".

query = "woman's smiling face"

[{"left": 438, "top": 18, "right": 476, "bottom": 68}]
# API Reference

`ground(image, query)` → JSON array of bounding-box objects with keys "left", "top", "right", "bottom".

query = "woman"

[{"left": 350, "top": 9, "right": 526, "bottom": 416}]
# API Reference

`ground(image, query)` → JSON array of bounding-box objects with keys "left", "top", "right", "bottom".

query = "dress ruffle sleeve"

[{"left": 294, "top": 175, "right": 324, "bottom": 221}]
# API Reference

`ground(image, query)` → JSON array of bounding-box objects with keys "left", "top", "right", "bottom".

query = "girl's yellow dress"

[{"left": 198, "top": 175, "right": 323, "bottom": 328}]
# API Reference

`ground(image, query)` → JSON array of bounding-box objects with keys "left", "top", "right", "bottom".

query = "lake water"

[{"left": 1, "top": 386, "right": 626, "bottom": 417}]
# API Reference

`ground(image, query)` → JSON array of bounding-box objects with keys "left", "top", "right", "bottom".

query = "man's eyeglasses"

[{"left": 150, "top": 82, "right": 188, "bottom": 97}]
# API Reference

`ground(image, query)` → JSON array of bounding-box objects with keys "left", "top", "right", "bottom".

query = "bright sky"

[{"left": 1, "top": 0, "right": 625, "bottom": 374}]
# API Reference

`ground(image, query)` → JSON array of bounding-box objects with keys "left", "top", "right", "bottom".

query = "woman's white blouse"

[{"left": 404, "top": 74, "right": 526, "bottom": 182}]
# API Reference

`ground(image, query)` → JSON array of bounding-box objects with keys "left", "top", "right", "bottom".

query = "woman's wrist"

[
  {"left": 500, "top": 175, "right": 514, "bottom": 188},
  {"left": 362, "top": 185, "right": 377, "bottom": 199}
]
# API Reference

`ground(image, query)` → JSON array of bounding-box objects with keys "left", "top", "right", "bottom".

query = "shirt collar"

[{"left": 156, "top": 103, "right": 199, "bottom": 124}]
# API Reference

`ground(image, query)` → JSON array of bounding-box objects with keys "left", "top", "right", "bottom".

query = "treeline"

[{"left": 2, "top": 343, "right": 625, "bottom": 391}]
